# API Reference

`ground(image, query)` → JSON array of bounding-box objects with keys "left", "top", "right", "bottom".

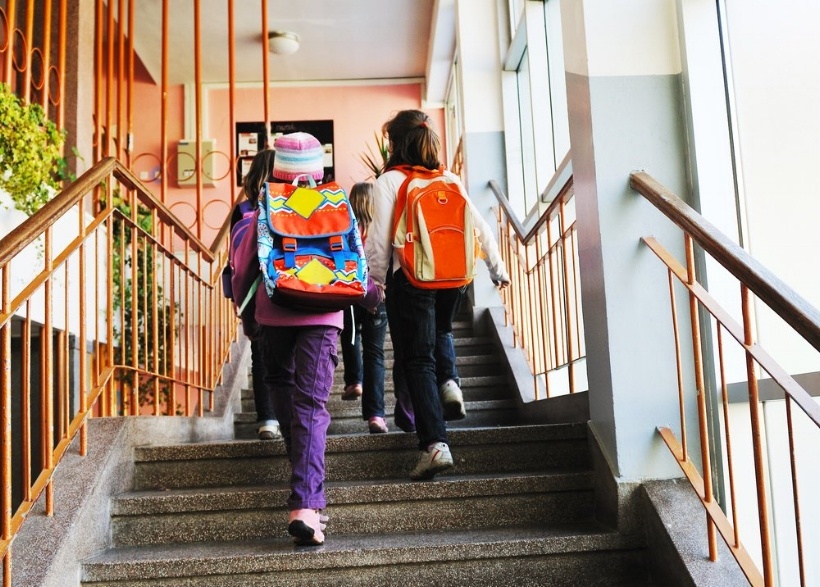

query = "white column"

[
  {"left": 561, "top": 0, "right": 696, "bottom": 479},
  {"left": 455, "top": 0, "right": 508, "bottom": 308}
]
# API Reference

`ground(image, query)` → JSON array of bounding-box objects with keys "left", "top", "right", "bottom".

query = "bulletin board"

[{"left": 235, "top": 121, "right": 269, "bottom": 187}]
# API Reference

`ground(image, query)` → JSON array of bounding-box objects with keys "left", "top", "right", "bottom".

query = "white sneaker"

[
  {"left": 258, "top": 420, "right": 281, "bottom": 440},
  {"left": 409, "top": 442, "right": 454, "bottom": 480},
  {"left": 439, "top": 380, "right": 466, "bottom": 421}
]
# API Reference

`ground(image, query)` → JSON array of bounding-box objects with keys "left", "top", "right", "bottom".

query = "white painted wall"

[{"left": 723, "top": 0, "right": 820, "bottom": 375}]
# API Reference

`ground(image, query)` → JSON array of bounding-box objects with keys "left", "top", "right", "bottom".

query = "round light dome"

[{"left": 267, "top": 31, "right": 300, "bottom": 55}]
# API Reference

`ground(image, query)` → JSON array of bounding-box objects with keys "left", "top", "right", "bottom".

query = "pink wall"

[{"left": 129, "top": 80, "right": 446, "bottom": 245}]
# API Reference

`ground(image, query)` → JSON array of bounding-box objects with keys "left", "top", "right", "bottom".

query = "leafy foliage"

[
  {"left": 359, "top": 132, "right": 389, "bottom": 179},
  {"left": 0, "top": 83, "right": 66, "bottom": 215}
]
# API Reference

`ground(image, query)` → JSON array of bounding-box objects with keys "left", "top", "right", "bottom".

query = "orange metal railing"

[
  {"left": 0, "top": 157, "right": 236, "bottom": 584},
  {"left": 488, "top": 169, "right": 585, "bottom": 399},
  {"left": 631, "top": 171, "right": 820, "bottom": 587}
]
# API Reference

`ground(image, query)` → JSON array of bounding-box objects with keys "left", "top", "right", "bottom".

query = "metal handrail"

[
  {"left": 631, "top": 170, "right": 820, "bottom": 587},
  {"left": 0, "top": 157, "right": 237, "bottom": 579},
  {"left": 488, "top": 168, "right": 585, "bottom": 399}
]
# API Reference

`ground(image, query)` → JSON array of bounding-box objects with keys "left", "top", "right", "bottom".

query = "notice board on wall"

[{"left": 235, "top": 121, "right": 269, "bottom": 187}]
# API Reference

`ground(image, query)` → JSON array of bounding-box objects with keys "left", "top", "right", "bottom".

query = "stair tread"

[
  {"left": 134, "top": 423, "right": 589, "bottom": 462},
  {"left": 112, "top": 470, "right": 594, "bottom": 515},
  {"left": 83, "top": 523, "right": 640, "bottom": 577},
  {"left": 234, "top": 399, "right": 519, "bottom": 424}
]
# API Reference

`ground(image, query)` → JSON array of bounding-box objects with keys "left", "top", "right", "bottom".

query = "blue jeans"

[
  {"left": 434, "top": 287, "right": 463, "bottom": 386},
  {"left": 250, "top": 338, "right": 277, "bottom": 423},
  {"left": 340, "top": 303, "right": 388, "bottom": 419},
  {"left": 386, "top": 273, "right": 464, "bottom": 434},
  {"left": 387, "top": 270, "right": 463, "bottom": 449},
  {"left": 261, "top": 325, "right": 340, "bottom": 510}
]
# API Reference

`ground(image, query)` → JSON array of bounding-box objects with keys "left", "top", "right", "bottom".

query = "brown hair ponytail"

[{"left": 382, "top": 110, "right": 441, "bottom": 171}]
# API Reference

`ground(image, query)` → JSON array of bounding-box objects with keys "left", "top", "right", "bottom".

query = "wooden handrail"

[
  {"left": 1, "top": 154, "right": 239, "bottom": 572},
  {"left": 630, "top": 171, "right": 820, "bottom": 353},
  {"left": 633, "top": 170, "right": 820, "bottom": 586},
  {"left": 0, "top": 158, "right": 220, "bottom": 269},
  {"left": 488, "top": 164, "right": 574, "bottom": 244}
]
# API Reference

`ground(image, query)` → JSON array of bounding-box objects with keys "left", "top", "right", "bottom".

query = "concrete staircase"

[{"left": 80, "top": 312, "right": 652, "bottom": 586}]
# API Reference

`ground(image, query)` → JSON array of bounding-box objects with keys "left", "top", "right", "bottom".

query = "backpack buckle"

[
  {"left": 406, "top": 232, "right": 414, "bottom": 243},
  {"left": 329, "top": 235, "right": 343, "bottom": 251},
  {"left": 283, "top": 237, "right": 297, "bottom": 252}
]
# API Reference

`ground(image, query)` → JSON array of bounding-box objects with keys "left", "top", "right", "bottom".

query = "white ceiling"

[{"left": 130, "top": 0, "right": 454, "bottom": 103}]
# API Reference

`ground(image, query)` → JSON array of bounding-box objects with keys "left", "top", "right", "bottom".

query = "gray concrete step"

[
  {"left": 234, "top": 399, "right": 521, "bottom": 438},
  {"left": 132, "top": 424, "right": 590, "bottom": 491},
  {"left": 240, "top": 382, "right": 512, "bottom": 416},
  {"left": 241, "top": 370, "right": 509, "bottom": 401},
  {"left": 78, "top": 308, "right": 650, "bottom": 586},
  {"left": 109, "top": 470, "right": 594, "bottom": 547},
  {"left": 82, "top": 524, "right": 652, "bottom": 586}
]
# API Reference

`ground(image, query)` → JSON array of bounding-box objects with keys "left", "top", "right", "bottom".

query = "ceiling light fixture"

[{"left": 267, "top": 31, "right": 300, "bottom": 55}]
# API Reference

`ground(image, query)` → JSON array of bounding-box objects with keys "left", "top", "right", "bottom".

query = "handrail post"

[{"left": 741, "top": 285, "right": 774, "bottom": 586}]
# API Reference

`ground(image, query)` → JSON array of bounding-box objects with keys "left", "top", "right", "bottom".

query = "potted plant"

[
  {"left": 0, "top": 82, "right": 66, "bottom": 216},
  {"left": 359, "top": 132, "right": 389, "bottom": 179}
]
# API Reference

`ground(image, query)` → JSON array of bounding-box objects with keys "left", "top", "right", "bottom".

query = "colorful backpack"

[
  {"left": 392, "top": 165, "right": 480, "bottom": 289},
  {"left": 221, "top": 199, "right": 255, "bottom": 300},
  {"left": 257, "top": 176, "right": 367, "bottom": 312}
]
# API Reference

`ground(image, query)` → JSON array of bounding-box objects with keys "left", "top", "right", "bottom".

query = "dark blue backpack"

[{"left": 221, "top": 200, "right": 256, "bottom": 300}]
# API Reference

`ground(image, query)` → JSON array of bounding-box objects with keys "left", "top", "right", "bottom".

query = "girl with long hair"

[{"left": 364, "top": 110, "right": 509, "bottom": 480}]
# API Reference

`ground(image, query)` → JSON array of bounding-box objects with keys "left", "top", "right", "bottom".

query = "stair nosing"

[
  {"left": 82, "top": 525, "right": 641, "bottom": 582},
  {"left": 134, "top": 423, "right": 589, "bottom": 462},
  {"left": 112, "top": 470, "right": 595, "bottom": 515}
]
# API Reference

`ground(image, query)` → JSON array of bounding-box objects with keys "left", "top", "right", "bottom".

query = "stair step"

[
  {"left": 242, "top": 370, "right": 509, "bottom": 414},
  {"left": 133, "top": 424, "right": 590, "bottom": 491},
  {"left": 331, "top": 359, "right": 504, "bottom": 384},
  {"left": 110, "top": 471, "right": 594, "bottom": 547},
  {"left": 241, "top": 382, "right": 512, "bottom": 415},
  {"left": 234, "top": 399, "right": 521, "bottom": 438},
  {"left": 82, "top": 524, "right": 650, "bottom": 586},
  {"left": 241, "top": 373, "right": 510, "bottom": 401}
]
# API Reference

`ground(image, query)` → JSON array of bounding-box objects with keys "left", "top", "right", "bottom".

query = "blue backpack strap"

[
  {"left": 282, "top": 237, "right": 297, "bottom": 269},
  {"left": 257, "top": 183, "right": 277, "bottom": 298}
]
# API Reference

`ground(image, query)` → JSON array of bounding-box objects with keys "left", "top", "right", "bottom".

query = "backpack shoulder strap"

[{"left": 238, "top": 275, "right": 261, "bottom": 315}]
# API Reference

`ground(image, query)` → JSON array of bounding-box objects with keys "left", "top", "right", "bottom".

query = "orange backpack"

[{"left": 392, "top": 165, "right": 480, "bottom": 289}]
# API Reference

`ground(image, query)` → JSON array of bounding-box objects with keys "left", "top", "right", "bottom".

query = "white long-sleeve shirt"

[{"left": 364, "top": 168, "right": 509, "bottom": 287}]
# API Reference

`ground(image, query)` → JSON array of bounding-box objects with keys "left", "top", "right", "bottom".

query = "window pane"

[{"left": 517, "top": 50, "right": 537, "bottom": 211}]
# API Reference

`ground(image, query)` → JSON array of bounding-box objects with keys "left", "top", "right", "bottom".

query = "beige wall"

[{"left": 129, "top": 78, "right": 446, "bottom": 245}]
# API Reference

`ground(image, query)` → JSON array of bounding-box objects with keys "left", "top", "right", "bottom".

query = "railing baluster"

[
  {"left": 741, "top": 284, "right": 774, "bottom": 585},
  {"left": 0, "top": 156, "right": 241, "bottom": 577},
  {"left": 1, "top": 268, "right": 11, "bottom": 576},
  {"left": 784, "top": 395, "right": 806, "bottom": 587},
  {"left": 716, "top": 326, "right": 740, "bottom": 547},
  {"left": 489, "top": 174, "right": 583, "bottom": 399}
]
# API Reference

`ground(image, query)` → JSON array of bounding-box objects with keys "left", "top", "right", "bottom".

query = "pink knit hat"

[{"left": 272, "top": 132, "right": 325, "bottom": 181}]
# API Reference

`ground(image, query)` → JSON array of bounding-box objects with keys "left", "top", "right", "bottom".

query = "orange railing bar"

[
  {"left": 633, "top": 171, "right": 820, "bottom": 587},
  {"left": 0, "top": 156, "right": 238, "bottom": 581},
  {"left": 488, "top": 158, "right": 585, "bottom": 399}
]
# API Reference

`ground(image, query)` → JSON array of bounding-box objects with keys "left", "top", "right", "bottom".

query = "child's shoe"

[
  {"left": 439, "top": 380, "right": 466, "bottom": 420},
  {"left": 409, "top": 441, "right": 454, "bottom": 480},
  {"left": 257, "top": 420, "right": 281, "bottom": 440},
  {"left": 287, "top": 509, "right": 326, "bottom": 546},
  {"left": 368, "top": 416, "right": 388, "bottom": 434},
  {"left": 341, "top": 383, "right": 362, "bottom": 401}
]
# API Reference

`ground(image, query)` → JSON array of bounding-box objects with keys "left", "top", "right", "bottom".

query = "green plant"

[
  {"left": 359, "top": 132, "right": 389, "bottom": 179},
  {"left": 0, "top": 83, "right": 66, "bottom": 215}
]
